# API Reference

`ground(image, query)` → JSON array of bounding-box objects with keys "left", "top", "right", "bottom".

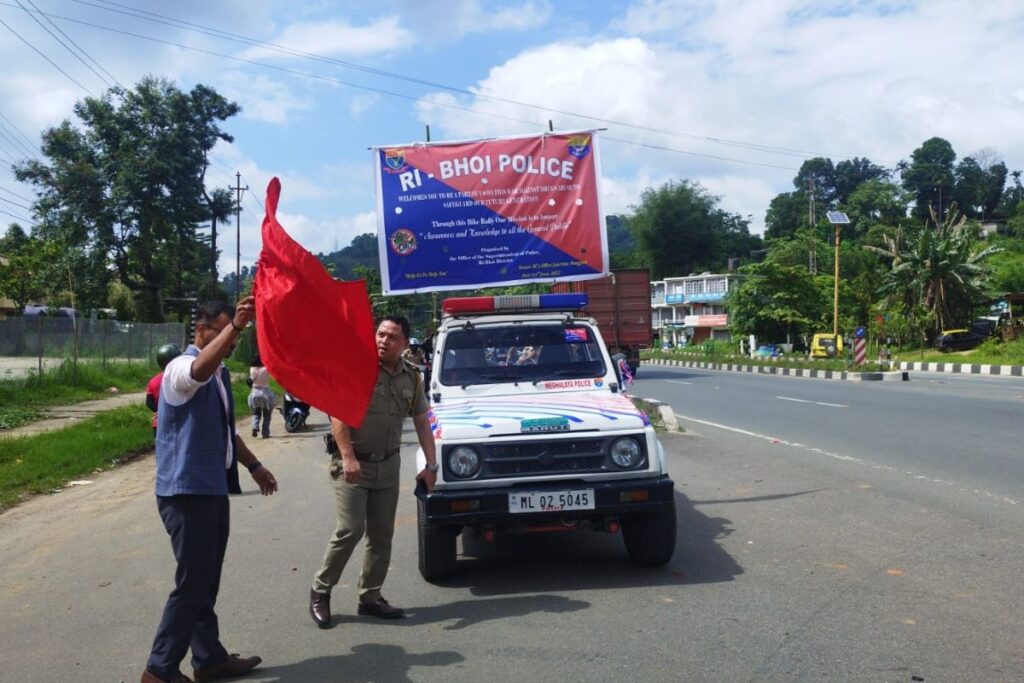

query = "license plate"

[{"left": 508, "top": 489, "right": 595, "bottom": 513}]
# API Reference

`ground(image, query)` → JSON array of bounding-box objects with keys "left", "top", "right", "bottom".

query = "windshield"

[{"left": 439, "top": 323, "right": 607, "bottom": 386}]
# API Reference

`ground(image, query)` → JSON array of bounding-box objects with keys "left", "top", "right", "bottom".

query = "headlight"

[
  {"left": 448, "top": 446, "right": 481, "bottom": 478},
  {"left": 610, "top": 437, "right": 642, "bottom": 468}
]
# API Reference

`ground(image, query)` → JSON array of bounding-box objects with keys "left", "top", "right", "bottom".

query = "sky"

[{"left": 1, "top": 0, "right": 1022, "bottom": 277}]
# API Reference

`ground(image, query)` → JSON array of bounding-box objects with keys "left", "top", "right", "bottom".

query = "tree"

[
  {"left": 954, "top": 155, "right": 1007, "bottom": 220},
  {"left": 764, "top": 191, "right": 807, "bottom": 240},
  {"left": 844, "top": 178, "right": 908, "bottom": 238},
  {"left": 0, "top": 225, "right": 60, "bottom": 312},
  {"left": 833, "top": 157, "right": 888, "bottom": 205},
  {"left": 868, "top": 207, "right": 1001, "bottom": 337},
  {"left": 726, "top": 260, "right": 829, "bottom": 342},
  {"left": 15, "top": 78, "right": 240, "bottom": 321},
  {"left": 628, "top": 180, "right": 760, "bottom": 279},
  {"left": 901, "top": 137, "right": 957, "bottom": 225}
]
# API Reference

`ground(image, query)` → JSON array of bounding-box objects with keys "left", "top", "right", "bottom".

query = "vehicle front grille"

[{"left": 446, "top": 436, "right": 646, "bottom": 480}]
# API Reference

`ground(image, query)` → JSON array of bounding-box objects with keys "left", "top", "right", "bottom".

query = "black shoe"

[
  {"left": 251, "top": 429, "right": 258, "bottom": 437},
  {"left": 309, "top": 589, "right": 331, "bottom": 628},
  {"left": 357, "top": 597, "right": 405, "bottom": 619}
]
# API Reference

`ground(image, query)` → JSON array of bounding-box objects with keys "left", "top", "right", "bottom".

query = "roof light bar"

[{"left": 442, "top": 293, "right": 588, "bottom": 315}]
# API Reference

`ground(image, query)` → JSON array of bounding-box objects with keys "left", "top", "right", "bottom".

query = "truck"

[
  {"left": 551, "top": 268, "right": 652, "bottom": 374},
  {"left": 415, "top": 292, "right": 676, "bottom": 581}
]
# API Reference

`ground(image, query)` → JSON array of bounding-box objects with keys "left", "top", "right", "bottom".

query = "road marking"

[
  {"left": 665, "top": 379, "right": 694, "bottom": 385},
  {"left": 776, "top": 396, "right": 847, "bottom": 408},
  {"left": 676, "top": 413, "right": 1018, "bottom": 507}
]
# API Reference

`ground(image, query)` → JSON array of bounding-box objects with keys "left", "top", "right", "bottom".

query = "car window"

[{"left": 440, "top": 324, "right": 606, "bottom": 386}]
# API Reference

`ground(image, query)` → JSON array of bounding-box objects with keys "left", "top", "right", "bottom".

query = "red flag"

[{"left": 254, "top": 177, "right": 378, "bottom": 427}]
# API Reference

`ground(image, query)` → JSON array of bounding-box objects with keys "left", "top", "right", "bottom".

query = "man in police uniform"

[{"left": 309, "top": 314, "right": 438, "bottom": 627}]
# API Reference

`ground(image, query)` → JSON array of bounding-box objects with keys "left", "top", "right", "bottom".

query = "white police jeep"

[{"left": 415, "top": 293, "right": 676, "bottom": 581}]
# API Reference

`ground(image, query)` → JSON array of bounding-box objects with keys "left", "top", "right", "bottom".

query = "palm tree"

[{"left": 868, "top": 205, "right": 1001, "bottom": 339}]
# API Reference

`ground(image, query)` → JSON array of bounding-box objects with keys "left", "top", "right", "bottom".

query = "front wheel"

[
  {"left": 622, "top": 502, "right": 677, "bottom": 567},
  {"left": 285, "top": 410, "right": 304, "bottom": 433},
  {"left": 417, "top": 499, "right": 458, "bottom": 582}
]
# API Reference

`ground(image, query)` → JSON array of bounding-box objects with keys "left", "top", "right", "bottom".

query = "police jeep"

[{"left": 414, "top": 293, "right": 676, "bottom": 581}]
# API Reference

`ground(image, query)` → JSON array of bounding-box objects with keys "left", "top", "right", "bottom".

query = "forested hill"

[{"left": 317, "top": 217, "right": 637, "bottom": 281}]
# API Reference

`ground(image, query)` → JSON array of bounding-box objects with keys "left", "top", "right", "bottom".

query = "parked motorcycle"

[{"left": 281, "top": 392, "right": 310, "bottom": 433}]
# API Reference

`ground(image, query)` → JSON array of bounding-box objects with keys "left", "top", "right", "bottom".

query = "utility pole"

[
  {"left": 231, "top": 172, "right": 248, "bottom": 301},
  {"left": 826, "top": 212, "right": 850, "bottom": 338},
  {"left": 808, "top": 177, "right": 817, "bottom": 274}
]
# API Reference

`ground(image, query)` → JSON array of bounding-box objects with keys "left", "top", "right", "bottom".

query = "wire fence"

[{"left": 0, "top": 317, "right": 188, "bottom": 370}]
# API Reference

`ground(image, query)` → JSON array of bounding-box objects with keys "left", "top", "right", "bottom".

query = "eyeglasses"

[{"left": 199, "top": 321, "right": 227, "bottom": 334}]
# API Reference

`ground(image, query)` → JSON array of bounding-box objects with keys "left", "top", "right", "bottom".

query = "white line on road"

[
  {"left": 776, "top": 396, "right": 848, "bottom": 408},
  {"left": 676, "top": 413, "right": 1018, "bottom": 507},
  {"left": 665, "top": 380, "right": 694, "bottom": 385}
]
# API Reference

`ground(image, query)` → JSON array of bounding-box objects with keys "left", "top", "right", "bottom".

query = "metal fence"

[{"left": 0, "top": 317, "right": 188, "bottom": 367}]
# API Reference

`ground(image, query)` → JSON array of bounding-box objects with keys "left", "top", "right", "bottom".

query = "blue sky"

[{"left": 1, "top": 0, "right": 1022, "bottom": 275}]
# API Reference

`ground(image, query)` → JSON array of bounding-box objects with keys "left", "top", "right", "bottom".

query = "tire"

[
  {"left": 622, "top": 502, "right": 677, "bottom": 567},
  {"left": 285, "top": 411, "right": 303, "bottom": 433},
  {"left": 417, "top": 498, "right": 458, "bottom": 581},
  {"left": 824, "top": 343, "right": 836, "bottom": 358}
]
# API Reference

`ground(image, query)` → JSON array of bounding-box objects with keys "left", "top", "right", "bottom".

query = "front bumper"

[{"left": 417, "top": 475, "right": 675, "bottom": 526}]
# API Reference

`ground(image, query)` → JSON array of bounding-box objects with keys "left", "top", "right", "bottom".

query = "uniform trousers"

[
  {"left": 311, "top": 454, "right": 401, "bottom": 603},
  {"left": 146, "top": 495, "right": 230, "bottom": 680}
]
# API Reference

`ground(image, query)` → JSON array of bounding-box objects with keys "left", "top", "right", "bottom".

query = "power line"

[
  {"left": 0, "top": 185, "right": 31, "bottom": 202},
  {"left": 74, "top": 0, "right": 831, "bottom": 160},
  {"left": 0, "top": 109, "right": 41, "bottom": 159},
  {"left": 0, "top": 206, "right": 31, "bottom": 222},
  {"left": 0, "top": 117, "right": 39, "bottom": 160},
  {"left": 0, "top": 195, "right": 31, "bottom": 210},
  {"left": 15, "top": 0, "right": 113, "bottom": 88},
  {"left": 0, "top": 17, "right": 92, "bottom": 94},
  {"left": 4, "top": 5, "right": 805, "bottom": 173}
]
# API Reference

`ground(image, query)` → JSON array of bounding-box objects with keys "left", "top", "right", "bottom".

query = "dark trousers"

[{"left": 146, "top": 495, "right": 230, "bottom": 679}]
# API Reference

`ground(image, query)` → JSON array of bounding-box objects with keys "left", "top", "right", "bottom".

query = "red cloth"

[{"left": 254, "top": 178, "right": 378, "bottom": 427}]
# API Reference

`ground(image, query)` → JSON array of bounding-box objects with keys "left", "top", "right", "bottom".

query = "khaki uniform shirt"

[{"left": 349, "top": 359, "right": 427, "bottom": 460}]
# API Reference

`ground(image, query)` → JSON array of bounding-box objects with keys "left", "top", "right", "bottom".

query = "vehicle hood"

[{"left": 428, "top": 392, "right": 649, "bottom": 440}]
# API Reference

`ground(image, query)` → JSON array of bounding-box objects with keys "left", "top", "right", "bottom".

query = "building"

[{"left": 651, "top": 272, "right": 736, "bottom": 347}]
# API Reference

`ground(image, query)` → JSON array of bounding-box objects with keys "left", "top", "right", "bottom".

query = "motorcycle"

[{"left": 281, "top": 392, "right": 311, "bottom": 433}]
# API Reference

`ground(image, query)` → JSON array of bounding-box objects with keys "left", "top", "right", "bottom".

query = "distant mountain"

[{"left": 317, "top": 233, "right": 379, "bottom": 280}]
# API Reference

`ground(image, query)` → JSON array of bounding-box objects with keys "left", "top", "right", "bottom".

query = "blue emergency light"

[{"left": 442, "top": 293, "right": 588, "bottom": 315}]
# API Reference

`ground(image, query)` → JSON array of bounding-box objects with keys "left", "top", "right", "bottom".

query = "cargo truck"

[{"left": 551, "top": 268, "right": 652, "bottom": 374}]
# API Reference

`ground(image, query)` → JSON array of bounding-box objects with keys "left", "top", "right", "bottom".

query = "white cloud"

[
  {"left": 348, "top": 93, "right": 380, "bottom": 118},
  {"left": 238, "top": 16, "right": 413, "bottom": 60},
  {"left": 416, "top": 1, "right": 1024, "bottom": 230},
  {"left": 384, "top": 0, "right": 552, "bottom": 40},
  {"left": 217, "top": 72, "right": 313, "bottom": 125}
]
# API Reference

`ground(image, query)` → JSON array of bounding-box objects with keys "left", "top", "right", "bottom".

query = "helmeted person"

[
  {"left": 309, "top": 314, "right": 438, "bottom": 628},
  {"left": 146, "top": 344, "right": 182, "bottom": 435}
]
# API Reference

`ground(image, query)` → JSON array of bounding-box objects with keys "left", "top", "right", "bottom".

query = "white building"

[{"left": 651, "top": 272, "right": 736, "bottom": 347}]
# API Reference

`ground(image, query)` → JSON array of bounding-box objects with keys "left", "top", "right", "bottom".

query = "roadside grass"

[
  {"left": 0, "top": 377, "right": 252, "bottom": 512},
  {"left": 0, "top": 360, "right": 158, "bottom": 430},
  {"left": 895, "top": 337, "right": 1024, "bottom": 365},
  {"left": 631, "top": 397, "right": 665, "bottom": 431}
]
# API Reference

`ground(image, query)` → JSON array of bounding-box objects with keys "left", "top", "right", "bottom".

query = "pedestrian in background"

[
  {"left": 142, "top": 297, "right": 277, "bottom": 683},
  {"left": 146, "top": 344, "right": 182, "bottom": 436},
  {"left": 308, "top": 314, "right": 438, "bottom": 629},
  {"left": 247, "top": 355, "right": 276, "bottom": 438}
]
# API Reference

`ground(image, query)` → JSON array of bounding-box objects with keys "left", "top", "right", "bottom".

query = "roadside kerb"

[
  {"left": 643, "top": 358, "right": 909, "bottom": 382},
  {"left": 894, "top": 360, "right": 1023, "bottom": 377},
  {"left": 632, "top": 396, "right": 679, "bottom": 431}
]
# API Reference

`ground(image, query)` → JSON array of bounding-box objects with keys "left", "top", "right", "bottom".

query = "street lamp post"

[{"left": 826, "top": 211, "right": 850, "bottom": 337}]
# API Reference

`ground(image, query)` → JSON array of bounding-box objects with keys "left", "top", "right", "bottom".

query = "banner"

[{"left": 373, "top": 131, "right": 608, "bottom": 294}]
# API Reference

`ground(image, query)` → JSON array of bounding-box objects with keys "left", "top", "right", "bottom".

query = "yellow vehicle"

[{"left": 810, "top": 333, "right": 843, "bottom": 359}]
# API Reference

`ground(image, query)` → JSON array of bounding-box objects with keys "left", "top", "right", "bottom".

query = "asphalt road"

[{"left": 0, "top": 379, "right": 1022, "bottom": 682}]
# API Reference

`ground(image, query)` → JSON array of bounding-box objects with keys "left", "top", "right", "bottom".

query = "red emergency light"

[{"left": 441, "top": 293, "right": 588, "bottom": 316}]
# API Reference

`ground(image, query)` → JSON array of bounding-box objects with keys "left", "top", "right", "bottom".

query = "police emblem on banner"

[
  {"left": 383, "top": 148, "right": 407, "bottom": 173},
  {"left": 389, "top": 228, "right": 418, "bottom": 256},
  {"left": 567, "top": 135, "right": 591, "bottom": 159}
]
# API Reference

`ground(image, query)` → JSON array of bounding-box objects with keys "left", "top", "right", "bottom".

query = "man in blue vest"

[{"left": 142, "top": 297, "right": 278, "bottom": 683}]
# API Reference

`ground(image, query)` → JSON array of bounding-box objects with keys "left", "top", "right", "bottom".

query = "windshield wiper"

[{"left": 461, "top": 372, "right": 524, "bottom": 388}]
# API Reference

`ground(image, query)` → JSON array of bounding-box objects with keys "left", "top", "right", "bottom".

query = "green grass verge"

[
  {"left": 0, "top": 360, "right": 159, "bottom": 430},
  {"left": 893, "top": 337, "right": 1024, "bottom": 365},
  {"left": 0, "top": 377, "right": 253, "bottom": 511}
]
